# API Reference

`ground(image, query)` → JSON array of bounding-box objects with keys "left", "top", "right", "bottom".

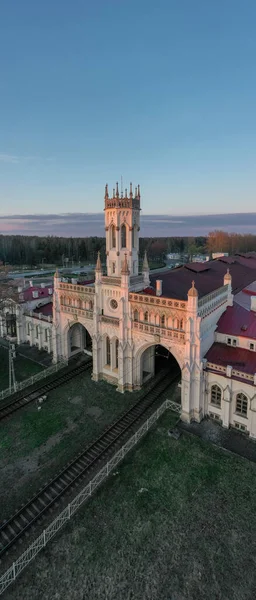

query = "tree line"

[{"left": 0, "top": 231, "right": 256, "bottom": 267}]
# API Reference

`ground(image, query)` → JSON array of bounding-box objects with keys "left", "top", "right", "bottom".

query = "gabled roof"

[{"left": 216, "top": 302, "right": 256, "bottom": 339}]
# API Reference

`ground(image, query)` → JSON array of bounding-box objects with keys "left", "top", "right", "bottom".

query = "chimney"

[
  {"left": 41, "top": 283, "right": 45, "bottom": 288},
  {"left": 251, "top": 296, "right": 256, "bottom": 312},
  {"left": 156, "top": 280, "right": 162, "bottom": 297},
  {"left": 29, "top": 280, "right": 33, "bottom": 287}
]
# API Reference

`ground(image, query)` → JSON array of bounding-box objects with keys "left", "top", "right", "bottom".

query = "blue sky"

[{"left": 0, "top": 0, "right": 256, "bottom": 217}]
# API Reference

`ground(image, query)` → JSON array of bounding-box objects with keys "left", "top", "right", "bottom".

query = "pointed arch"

[
  {"left": 110, "top": 225, "right": 116, "bottom": 249},
  {"left": 106, "top": 336, "right": 111, "bottom": 366},
  {"left": 121, "top": 223, "right": 127, "bottom": 248}
]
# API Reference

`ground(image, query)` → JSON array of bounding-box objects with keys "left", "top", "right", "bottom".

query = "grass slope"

[{"left": 4, "top": 411, "right": 256, "bottom": 600}]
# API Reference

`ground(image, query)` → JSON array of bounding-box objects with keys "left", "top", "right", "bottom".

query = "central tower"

[{"left": 104, "top": 182, "right": 140, "bottom": 277}]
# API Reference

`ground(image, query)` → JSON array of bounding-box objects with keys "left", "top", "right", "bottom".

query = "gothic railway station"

[{"left": 52, "top": 182, "right": 256, "bottom": 438}]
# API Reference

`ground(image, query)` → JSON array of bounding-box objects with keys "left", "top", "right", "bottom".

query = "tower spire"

[
  {"left": 95, "top": 251, "right": 102, "bottom": 273},
  {"left": 142, "top": 250, "right": 149, "bottom": 271},
  {"left": 116, "top": 181, "right": 119, "bottom": 198},
  {"left": 129, "top": 182, "right": 133, "bottom": 199},
  {"left": 104, "top": 184, "right": 109, "bottom": 199}
]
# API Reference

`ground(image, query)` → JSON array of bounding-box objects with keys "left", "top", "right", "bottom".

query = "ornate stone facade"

[{"left": 52, "top": 183, "right": 256, "bottom": 436}]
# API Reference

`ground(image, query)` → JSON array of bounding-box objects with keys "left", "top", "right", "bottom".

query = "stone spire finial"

[
  {"left": 54, "top": 267, "right": 60, "bottom": 279},
  {"left": 142, "top": 250, "right": 149, "bottom": 271},
  {"left": 135, "top": 186, "right": 137, "bottom": 197},
  {"left": 188, "top": 280, "right": 198, "bottom": 297},
  {"left": 129, "top": 182, "right": 133, "bottom": 199},
  {"left": 95, "top": 251, "right": 102, "bottom": 273},
  {"left": 105, "top": 183, "right": 109, "bottom": 199},
  {"left": 121, "top": 253, "right": 130, "bottom": 275},
  {"left": 116, "top": 181, "right": 119, "bottom": 198},
  {"left": 224, "top": 268, "right": 232, "bottom": 283},
  {"left": 137, "top": 184, "right": 140, "bottom": 198},
  {"left": 125, "top": 188, "right": 127, "bottom": 198}
]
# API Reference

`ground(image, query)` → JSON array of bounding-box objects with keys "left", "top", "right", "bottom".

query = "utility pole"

[{"left": 9, "top": 342, "right": 17, "bottom": 393}]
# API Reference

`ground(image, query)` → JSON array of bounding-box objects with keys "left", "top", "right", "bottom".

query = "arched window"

[
  {"left": 134, "top": 309, "right": 139, "bottom": 322},
  {"left": 77, "top": 299, "right": 82, "bottom": 309},
  {"left": 161, "top": 315, "right": 165, "bottom": 327},
  {"left": 210, "top": 385, "right": 221, "bottom": 407},
  {"left": 144, "top": 311, "right": 149, "bottom": 322},
  {"left": 89, "top": 300, "right": 93, "bottom": 310},
  {"left": 236, "top": 393, "right": 248, "bottom": 416},
  {"left": 132, "top": 227, "right": 135, "bottom": 248},
  {"left": 106, "top": 336, "right": 111, "bottom": 366},
  {"left": 111, "top": 226, "right": 116, "bottom": 249},
  {"left": 121, "top": 224, "right": 127, "bottom": 248},
  {"left": 36, "top": 325, "right": 40, "bottom": 338},
  {"left": 27, "top": 322, "right": 30, "bottom": 335},
  {"left": 180, "top": 319, "right": 184, "bottom": 330},
  {"left": 115, "top": 339, "right": 119, "bottom": 368}
]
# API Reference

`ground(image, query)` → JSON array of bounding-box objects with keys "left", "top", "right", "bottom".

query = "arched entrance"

[
  {"left": 141, "top": 344, "right": 180, "bottom": 383},
  {"left": 68, "top": 323, "right": 92, "bottom": 358}
]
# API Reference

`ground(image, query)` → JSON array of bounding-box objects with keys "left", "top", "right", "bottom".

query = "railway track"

[
  {"left": 0, "top": 367, "right": 179, "bottom": 558},
  {"left": 0, "top": 359, "right": 92, "bottom": 421}
]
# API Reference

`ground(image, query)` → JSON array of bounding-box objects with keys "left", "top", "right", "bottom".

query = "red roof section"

[
  {"left": 33, "top": 302, "right": 53, "bottom": 317},
  {"left": 216, "top": 303, "right": 256, "bottom": 339},
  {"left": 20, "top": 285, "right": 53, "bottom": 303},
  {"left": 205, "top": 342, "right": 256, "bottom": 375}
]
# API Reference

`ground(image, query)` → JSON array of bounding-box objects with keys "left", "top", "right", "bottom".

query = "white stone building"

[
  {"left": 0, "top": 282, "right": 53, "bottom": 352},
  {"left": 52, "top": 184, "right": 256, "bottom": 437}
]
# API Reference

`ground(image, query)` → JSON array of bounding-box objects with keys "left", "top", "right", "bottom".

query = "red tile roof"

[
  {"left": 216, "top": 302, "right": 256, "bottom": 339},
  {"left": 205, "top": 342, "right": 256, "bottom": 376},
  {"left": 33, "top": 302, "right": 53, "bottom": 317}
]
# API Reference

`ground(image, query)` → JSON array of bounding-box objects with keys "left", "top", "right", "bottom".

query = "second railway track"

[
  {"left": 0, "top": 358, "right": 92, "bottom": 421},
  {"left": 0, "top": 367, "right": 179, "bottom": 559}
]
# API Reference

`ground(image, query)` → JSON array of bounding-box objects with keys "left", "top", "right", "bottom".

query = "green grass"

[
  {"left": 4, "top": 410, "right": 256, "bottom": 600},
  {"left": 0, "top": 346, "right": 43, "bottom": 391},
  {"left": 0, "top": 366, "right": 178, "bottom": 518}
]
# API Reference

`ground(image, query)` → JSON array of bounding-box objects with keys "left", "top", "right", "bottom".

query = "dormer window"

[
  {"left": 32, "top": 291, "right": 39, "bottom": 299},
  {"left": 227, "top": 337, "right": 237, "bottom": 347},
  {"left": 250, "top": 343, "right": 254, "bottom": 351},
  {"left": 48, "top": 288, "right": 53, "bottom": 295}
]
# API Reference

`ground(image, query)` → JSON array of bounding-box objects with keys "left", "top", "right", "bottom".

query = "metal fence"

[
  {"left": 0, "top": 398, "right": 181, "bottom": 596},
  {"left": 0, "top": 359, "right": 68, "bottom": 401}
]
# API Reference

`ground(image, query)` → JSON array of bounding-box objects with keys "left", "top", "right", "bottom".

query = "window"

[
  {"left": 180, "top": 319, "right": 184, "bottom": 330},
  {"left": 48, "top": 288, "right": 53, "bottom": 295},
  {"left": 232, "top": 339, "right": 237, "bottom": 347},
  {"left": 36, "top": 325, "right": 40, "bottom": 338},
  {"left": 144, "top": 311, "right": 149, "bottom": 322},
  {"left": 111, "top": 226, "right": 116, "bottom": 249},
  {"left": 250, "top": 343, "right": 254, "bottom": 351},
  {"left": 210, "top": 384, "right": 221, "bottom": 407},
  {"left": 234, "top": 422, "right": 247, "bottom": 432},
  {"left": 27, "top": 323, "right": 30, "bottom": 335},
  {"left": 227, "top": 338, "right": 231, "bottom": 345},
  {"left": 115, "top": 339, "right": 119, "bottom": 369},
  {"left": 44, "top": 329, "right": 48, "bottom": 342},
  {"left": 32, "top": 291, "right": 39, "bottom": 299},
  {"left": 112, "top": 262, "right": 116, "bottom": 274},
  {"left": 132, "top": 227, "right": 135, "bottom": 248},
  {"left": 110, "top": 299, "right": 118, "bottom": 310},
  {"left": 89, "top": 300, "right": 93, "bottom": 310},
  {"left": 106, "top": 336, "right": 111, "bottom": 366},
  {"left": 121, "top": 224, "right": 126, "bottom": 248},
  {"left": 134, "top": 310, "right": 139, "bottom": 322},
  {"left": 161, "top": 315, "right": 165, "bottom": 327},
  {"left": 236, "top": 393, "right": 248, "bottom": 417}
]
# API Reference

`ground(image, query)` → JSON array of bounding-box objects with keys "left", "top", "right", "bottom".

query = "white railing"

[
  {"left": 24, "top": 311, "right": 52, "bottom": 323},
  {"left": 132, "top": 321, "right": 185, "bottom": 342},
  {"left": 0, "top": 359, "right": 68, "bottom": 401},
  {"left": 0, "top": 398, "right": 181, "bottom": 596},
  {"left": 198, "top": 284, "right": 228, "bottom": 318}
]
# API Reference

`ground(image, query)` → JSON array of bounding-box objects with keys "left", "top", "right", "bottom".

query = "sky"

[{"left": 0, "top": 0, "right": 256, "bottom": 220}]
